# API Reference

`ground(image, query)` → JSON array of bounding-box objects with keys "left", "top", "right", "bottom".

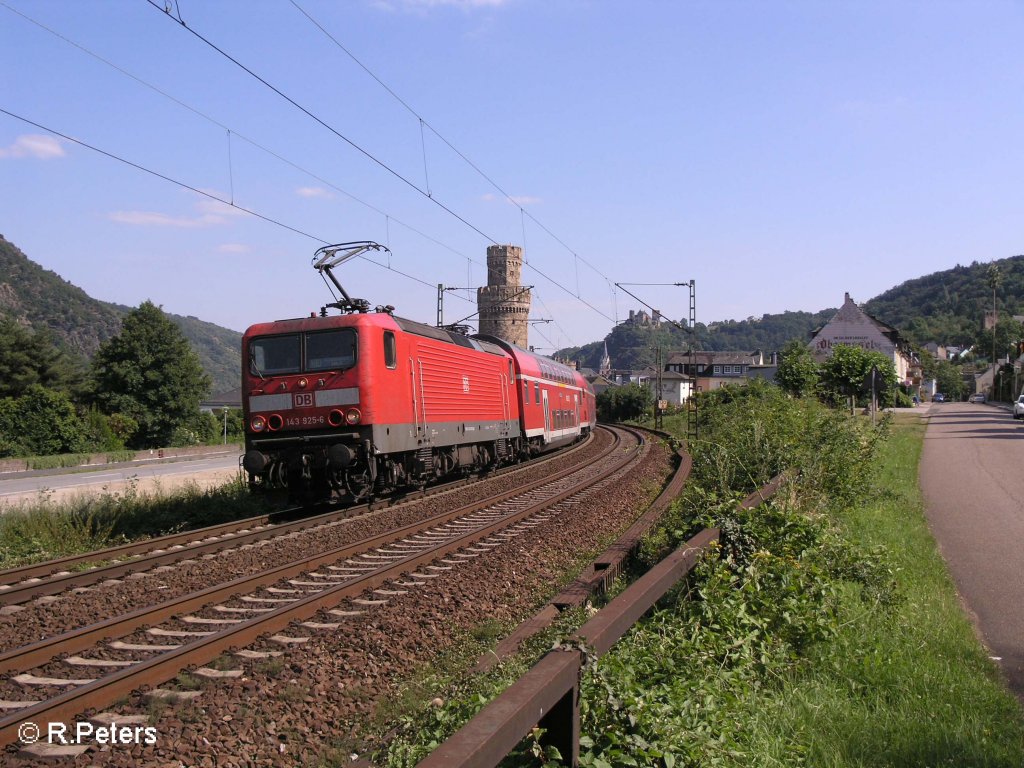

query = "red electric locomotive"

[{"left": 241, "top": 243, "right": 595, "bottom": 503}]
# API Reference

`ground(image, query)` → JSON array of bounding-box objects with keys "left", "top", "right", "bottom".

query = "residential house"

[
  {"left": 652, "top": 370, "right": 693, "bottom": 405},
  {"left": 665, "top": 350, "right": 766, "bottom": 392},
  {"left": 808, "top": 292, "right": 917, "bottom": 386}
]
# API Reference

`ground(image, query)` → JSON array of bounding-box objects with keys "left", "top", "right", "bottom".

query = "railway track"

[
  {"left": 0, "top": 433, "right": 597, "bottom": 607},
  {"left": 1, "top": 426, "right": 644, "bottom": 754}
]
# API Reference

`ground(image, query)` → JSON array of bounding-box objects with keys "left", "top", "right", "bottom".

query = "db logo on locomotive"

[{"left": 293, "top": 393, "right": 314, "bottom": 408}]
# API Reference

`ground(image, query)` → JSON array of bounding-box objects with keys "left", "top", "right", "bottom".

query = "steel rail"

[
  {"left": 0, "top": 434, "right": 595, "bottom": 604},
  {"left": 0, "top": 428, "right": 638, "bottom": 747},
  {"left": 0, "top": 429, "right": 617, "bottom": 676}
]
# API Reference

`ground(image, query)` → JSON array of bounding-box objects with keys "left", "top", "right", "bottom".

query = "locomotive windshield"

[
  {"left": 250, "top": 334, "right": 300, "bottom": 375},
  {"left": 306, "top": 329, "right": 357, "bottom": 371},
  {"left": 249, "top": 329, "right": 358, "bottom": 377}
]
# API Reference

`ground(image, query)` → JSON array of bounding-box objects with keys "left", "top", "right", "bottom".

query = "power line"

[
  {"left": 6, "top": 2, "right": 609, "bottom": 332},
  {"left": 144, "top": 0, "right": 498, "bottom": 245},
  {"left": 149, "top": 0, "right": 612, "bottom": 328},
  {"left": 0, "top": 107, "right": 473, "bottom": 302},
  {"left": 0, "top": 1, "right": 483, "bottom": 278},
  {"left": 288, "top": 0, "right": 617, "bottom": 295}
]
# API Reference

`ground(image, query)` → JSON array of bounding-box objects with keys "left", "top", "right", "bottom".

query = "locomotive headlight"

[
  {"left": 250, "top": 415, "right": 267, "bottom": 432},
  {"left": 298, "top": 378, "right": 308, "bottom": 389},
  {"left": 345, "top": 408, "right": 361, "bottom": 425}
]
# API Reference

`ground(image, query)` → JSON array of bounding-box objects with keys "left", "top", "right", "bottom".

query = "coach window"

[
  {"left": 534, "top": 382, "right": 540, "bottom": 402},
  {"left": 523, "top": 381, "right": 530, "bottom": 404},
  {"left": 384, "top": 331, "right": 397, "bottom": 369},
  {"left": 306, "top": 328, "right": 357, "bottom": 372}
]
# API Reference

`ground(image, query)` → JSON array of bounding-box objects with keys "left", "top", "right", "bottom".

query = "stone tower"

[{"left": 477, "top": 244, "right": 531, "bottom": 348}]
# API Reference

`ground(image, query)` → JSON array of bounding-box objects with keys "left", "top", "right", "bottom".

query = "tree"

[
  {"left": 986, "top": 264, "right": 1003, "bottom": 363},
  {"left": 932, "top": 359, "right": 965, "bottom": 401},
  {"left": 775, "top": 339, "right": 820, "bottom": 397},
  {"left": 596, "top": 383, "right": 651, "bottom": 422},
  {"left": 0, "top": 385, "right": 87, "bottom": 457},
  {"left": 90, "top": 301, "right": 211, "bottom": 448},
  {"left": 0, "top": 317, "right": 83, "bottom": 399},
  {"left": 972, "top": 318, "right": 1024, "bottom": 364},
  {"left": 819, "top": 345, "right": 899, "bottom": 408}
]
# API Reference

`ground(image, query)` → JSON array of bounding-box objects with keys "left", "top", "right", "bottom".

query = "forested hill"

[
  {"left": 558, "top": 308, "right": 836, "bottom": 372},
  {"left": 0, "top": 234, "right": 241, "bottom": 394},
  {"left": 863, "top": 254, "right": 1024, "bottom": 347},
  {"left": 559, "top": 255, "right": 1024, "bottom": 370}
]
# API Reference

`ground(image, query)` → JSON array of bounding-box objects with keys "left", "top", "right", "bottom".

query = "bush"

[
  {"left": 0, "top": 385, "right": 87, "bottom": 457},
  {"left": 597, "top": 383, "right": 652, "bottom": 422},
  {"left": 82, "top": 406, "right": 125, "bottom": 451}
]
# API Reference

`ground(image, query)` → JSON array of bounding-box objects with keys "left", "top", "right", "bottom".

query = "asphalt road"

[
  {"left": 919, "top": 401, "right": 1024, "bottom": 702},
  {"left": 0, "top": 453, "right": 242, "bottom": 504}
]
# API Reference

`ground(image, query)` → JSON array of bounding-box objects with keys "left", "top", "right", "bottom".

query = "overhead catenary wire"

[
  {"left": 144, "top": 0, "right": 498, "bottom": 245},
  {"left": 284, "top": 0, "right": 614, "bottom": 328},
  {"left": 288, "top": 0, "right": 614, "bottom": 288},
  {"left": 0, "top": 107, "right": 472, "bottom": 302},
  {"left": 5, "top": 1, "right": 605, "bottom": 343},
  {"left": 0, "top": 0, "right": 481, "bottom": 272},
  {"left": 144, "top": 0, "right": 598, "bottom": 332}
]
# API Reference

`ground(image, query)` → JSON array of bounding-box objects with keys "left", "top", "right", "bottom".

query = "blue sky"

[{"left": 2, "top": 0, "right": 1022, "bottom": 351}]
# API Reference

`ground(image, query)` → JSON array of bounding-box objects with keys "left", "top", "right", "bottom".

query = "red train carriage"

[
  {"left": 242, "top": 311, "right": 523, "bottom": 502},
  {"left": 478, "top": 337, "right": 596, "bottom": 453}
]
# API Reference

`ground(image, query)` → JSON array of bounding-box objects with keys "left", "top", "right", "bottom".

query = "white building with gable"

[{"left": 809, "top": 292, "right": 917, "bottom": 385}]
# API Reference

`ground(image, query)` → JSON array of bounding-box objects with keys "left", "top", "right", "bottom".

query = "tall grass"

[
  {"left": 0, "top": 477, "right": 278, "bottom": 569},
  {"left": 612, "top": 411, "right": 1024, "bottom": 767},
  {"left": 736, "top": 417, "right": 1024, "bottom": 766}
]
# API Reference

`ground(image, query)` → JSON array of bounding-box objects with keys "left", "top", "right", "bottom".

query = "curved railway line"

[
  {"left": 1, "top": 425, "right": 648, "bottom": 755},
  {"left": 0, "top": 432, "right": 598, "bottom": 607}
]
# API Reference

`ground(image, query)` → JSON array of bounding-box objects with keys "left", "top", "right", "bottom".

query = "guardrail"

[{"left": 417, "top": 474, "right": 785, "bottom": 768}]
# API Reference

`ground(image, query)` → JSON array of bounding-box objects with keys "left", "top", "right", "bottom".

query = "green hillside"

[
  {"left": 863, "top": 255, "right": 1024, "bottom": 347},
  {"left": 559, "top": 308, "right": 836, "bottom": 371},
  {"left": 0, "top": 234, "right": 241, "bottom": 394},
  {"left": 559, "top": 255, "right": 1024, "bottom": 370}
]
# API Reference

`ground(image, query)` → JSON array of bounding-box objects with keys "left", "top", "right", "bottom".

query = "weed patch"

[{"left": 0, "top": 477, "right": 280, "bottom": 568}]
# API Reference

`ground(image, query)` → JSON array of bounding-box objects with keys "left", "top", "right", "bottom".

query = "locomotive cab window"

[
  {"left": 306, "top": 329, "right": 357, "bottom": 372},
  {"left": 384, "top": 331, "right": 397, "bottom": 370},
  {"left": 250, "top": 334, "right": 300, "bottom": 376}
]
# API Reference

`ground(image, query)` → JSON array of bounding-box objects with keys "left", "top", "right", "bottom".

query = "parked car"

[
  {"left": 933, "top": 393, "right": 945, "bottom": 403},
  {"left": 1013, "top": 395, "right": 1024, "bottom": 419},
  {"left": 969, "top": 393, "right": 987, "bottom": 403}
]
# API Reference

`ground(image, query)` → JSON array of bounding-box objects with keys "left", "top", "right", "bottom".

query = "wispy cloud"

[
  {"left": 509, "top": 194, "right": 541, "bottom": 206},
  {"left": 217, "top": 243, "right": 250, "bottom": 254},
  {"left": 108, "top": 210, "right": 225, "bottom": 228},
  {"left": 296, "top": 186, "right": 333, "bottom": 199},
  {"left": 0, "top": 134, "right": 65, "bottom": 160},
  {"left": 195, "top": 196, "right": 247, "bottom": 218},
  {"left": 110, "top": 191, "right": 245, "bottom": 229}
]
